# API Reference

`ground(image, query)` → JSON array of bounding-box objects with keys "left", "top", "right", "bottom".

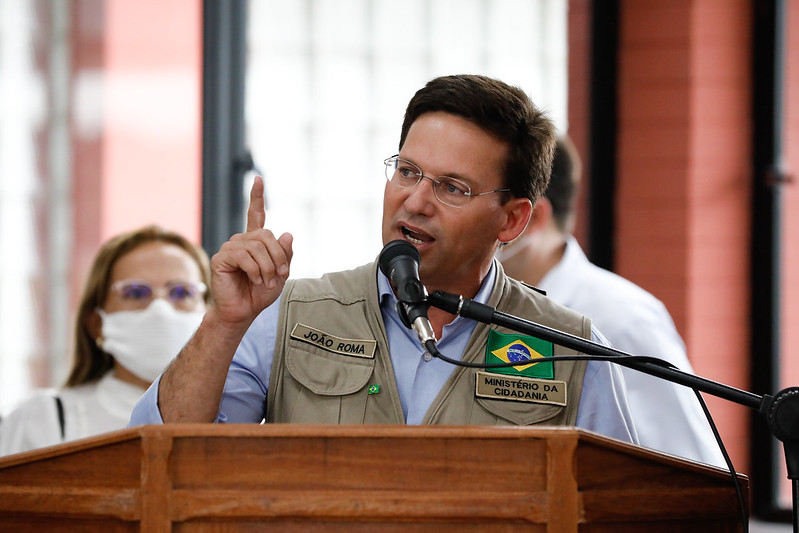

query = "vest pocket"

[
  {"left": 285, "top": 344, "right": 374, "bottom": 396},
  {"left": 474, "top": 396, "right": 565, "bottom": 426}
]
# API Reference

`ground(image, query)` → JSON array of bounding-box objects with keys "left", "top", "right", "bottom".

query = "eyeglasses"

[
  {"left": 383, "top": 155, "right": 511, "bottom": 208},
  {"left": 109, "top": 279, "right": 207, "bottom": 311}
]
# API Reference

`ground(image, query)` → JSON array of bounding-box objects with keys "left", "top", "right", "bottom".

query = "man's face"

[{"left": 382, "top": 111, "right": 525, "bottom": 297}]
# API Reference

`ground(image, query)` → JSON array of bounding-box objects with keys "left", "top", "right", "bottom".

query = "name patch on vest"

[
  {"left": 474, "top": 371, "right": 567, "bottom": 406},
  {"left": 290, "top": 323, "right": 376, "bottom": 359}
]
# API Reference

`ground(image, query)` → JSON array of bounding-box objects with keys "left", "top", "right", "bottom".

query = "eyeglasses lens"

[
  {"left": 120, "top": 282, "right": 152, "bottom": 302},
  {"left": 113, "top": 280, "right": 204, "bottom": 310}
]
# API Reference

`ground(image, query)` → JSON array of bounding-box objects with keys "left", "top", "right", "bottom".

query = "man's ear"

[
  {"left": 497, "top": 197, "right": 533, "bottom": 244},
  {"left": 85, "top": 308, "right": 103, "bottom": 341}
]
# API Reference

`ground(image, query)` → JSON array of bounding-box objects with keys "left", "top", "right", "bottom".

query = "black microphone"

[{"left": 378, "top": 240, "right": 437, "bottom": 346}]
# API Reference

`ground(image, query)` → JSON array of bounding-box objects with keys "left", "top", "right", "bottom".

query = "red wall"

[
  {"left": 783, "top": 0, "right": 799, "bottom": 394},
  {"left": 618, "top": 0, "right": 753, "bottom": 469},
  {"left": 569, "top": 0, "right": 757, "bottom": 471}
]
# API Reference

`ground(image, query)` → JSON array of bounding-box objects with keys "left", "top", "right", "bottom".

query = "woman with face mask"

[{"left": 0, "top": 226, "right": 210, "bottom": 456}]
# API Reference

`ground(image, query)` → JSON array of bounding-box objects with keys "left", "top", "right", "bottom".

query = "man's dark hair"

[
  {"left": 545, "top": 136, "right": 581, "bottom": 233},
  {"left": 399, "top": 74, "right": 556, "bottom": 203}
]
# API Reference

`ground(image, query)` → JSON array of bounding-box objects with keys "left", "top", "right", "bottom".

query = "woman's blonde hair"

[{"left": 65, "top": 225, "right": 211, "bottom": 387}]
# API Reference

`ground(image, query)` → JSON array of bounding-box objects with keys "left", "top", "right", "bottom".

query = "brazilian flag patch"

[{"left": 485, "top": 330, "right": 554, "bottom": 379}]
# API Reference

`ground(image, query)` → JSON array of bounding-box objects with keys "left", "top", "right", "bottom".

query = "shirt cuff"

[{"left": 127, "top": 375, "right": 165, "bottom": 426}]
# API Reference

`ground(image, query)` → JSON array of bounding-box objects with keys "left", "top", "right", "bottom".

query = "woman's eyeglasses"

[{"left": 109, "top": 280, "right": 207, "bottom": 311}]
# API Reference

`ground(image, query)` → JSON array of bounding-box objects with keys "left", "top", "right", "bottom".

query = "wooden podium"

[{"left": 0, "top": 424, "right": 747, "bottom": 532}]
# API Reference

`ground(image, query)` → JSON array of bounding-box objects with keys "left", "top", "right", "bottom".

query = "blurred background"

[{"left": 0, "top": 0, "right": 796, "bottom": 524}]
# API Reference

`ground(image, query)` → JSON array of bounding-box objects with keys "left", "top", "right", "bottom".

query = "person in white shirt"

[
  {"left": 498, "top": 136, "right": 725, "bottom": 467},
  {"left": 0, "top": 225, "right": 210, "bottom": 456}
]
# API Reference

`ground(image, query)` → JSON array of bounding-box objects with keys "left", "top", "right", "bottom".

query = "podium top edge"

[{"left": 0, "top": 424, "right": 741, "bottom": 479}]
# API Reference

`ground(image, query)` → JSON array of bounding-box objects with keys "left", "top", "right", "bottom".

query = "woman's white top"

[{"left": 0, "top": 372, "right": 145, "bottom": 456}]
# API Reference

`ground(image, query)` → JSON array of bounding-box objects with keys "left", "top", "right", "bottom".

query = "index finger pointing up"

[{"left": 246, "top": 175, "right": 266, "bottom": 232}]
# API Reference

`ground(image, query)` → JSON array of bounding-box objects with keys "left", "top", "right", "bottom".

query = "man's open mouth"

[{"left": 402, "top": 226, "right": 433, "bottom": 245}]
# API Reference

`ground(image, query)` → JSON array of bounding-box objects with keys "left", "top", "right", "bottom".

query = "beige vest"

[{"left": 267, "top": 262, "right": 590, "bottom": 426}]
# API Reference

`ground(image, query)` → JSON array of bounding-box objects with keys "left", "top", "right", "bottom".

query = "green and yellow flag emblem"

[{"left": 485, "top": 330, "right": 554, "bottom": 379}]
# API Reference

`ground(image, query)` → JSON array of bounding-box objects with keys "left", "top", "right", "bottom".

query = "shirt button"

[{"left": 422, "top": 351, "right": 433, "bottom": 362}]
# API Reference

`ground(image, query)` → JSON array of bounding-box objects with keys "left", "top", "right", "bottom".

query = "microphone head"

[
  {"left": 378, "top": 239, "right": 420, "bottom": 277},
  {"left": 378, "top": 240, "right": 426, "bottom": 303}
]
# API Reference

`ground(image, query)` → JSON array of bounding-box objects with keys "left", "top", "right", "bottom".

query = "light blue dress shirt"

[{"left": 130, "top": 262, "right": 638, "bottom": 444}]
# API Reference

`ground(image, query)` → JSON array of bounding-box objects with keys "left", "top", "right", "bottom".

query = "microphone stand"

[{"left": 428, "top": 290, "right": 799, "bottom": 532}]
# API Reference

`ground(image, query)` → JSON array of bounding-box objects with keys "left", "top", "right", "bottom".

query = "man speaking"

[{"left": 130, "top": 74, "right": 637, "bottom": 443}]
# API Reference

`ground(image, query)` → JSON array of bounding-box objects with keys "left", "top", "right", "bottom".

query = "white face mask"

[{"left": 98, "top": 298, "right": 204, "bottom": 382}]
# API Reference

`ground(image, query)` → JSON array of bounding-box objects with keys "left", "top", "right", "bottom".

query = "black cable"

[
  {"left": 695, "top": 388, "right": 748, "bottom": 532},
  {"left": 54, "top": 395, "right": 65, "bottom": 441}
]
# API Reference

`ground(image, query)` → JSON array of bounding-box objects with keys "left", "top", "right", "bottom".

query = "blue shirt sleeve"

[
  {"left": 216, "top": 299, "right": 281, "bottom": 423},
  {"left": 128, "top": 376, "right": 164, "bottom": 426},
  {"left": 574, "top": 326, "right": 639, "bottom": 444}
]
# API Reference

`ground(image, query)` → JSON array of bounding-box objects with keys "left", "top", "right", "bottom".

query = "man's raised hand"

[{"left": 209, "top": 175, "right": 293, "bottom": 327}]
